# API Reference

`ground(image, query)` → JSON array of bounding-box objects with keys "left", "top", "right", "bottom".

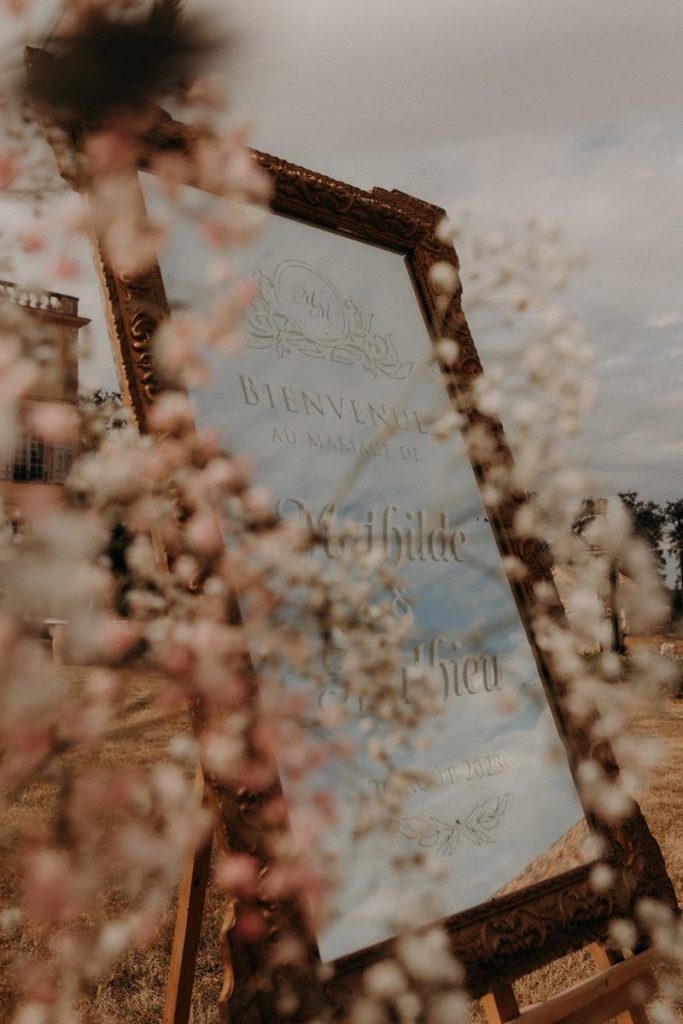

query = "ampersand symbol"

[{"left": 392, "top": 586, "right": 414, "bottom": 623}]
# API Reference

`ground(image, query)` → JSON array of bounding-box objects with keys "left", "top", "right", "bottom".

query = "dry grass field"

[{"left": 1, "top": 642, "right": 682, "bottom": 1023}]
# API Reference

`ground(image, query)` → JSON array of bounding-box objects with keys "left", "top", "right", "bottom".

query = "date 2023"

[{"left": 369, "top": 752, "right": 509, "bottom": 796}]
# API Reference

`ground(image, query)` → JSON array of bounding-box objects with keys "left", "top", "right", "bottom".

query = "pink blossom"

[
  {"left": 234, "top": 908, "right": 267, "bottom": 942},
  {"left": 186, "top": 73, "right": 227, "bottom": 111},
  {"left": 215, "top": 853, "right": 259, "bottom": 897},
  {"left": 85, "top": 129, "right": 137, "bottom": 175},
  {"left": 9, "top": 483, "right": 61, "bottom": 522},
  {"left": 97, "top": 617, "right": 140, "bottom": 661},
  {"left": 18, "top": 228, "right": 46, "bottom": 253},
  {"left": 22, "top": 851, "right": 85, "bottom": 926},
  {"left": 0, "top": 719, "right": 53, "bottom": 787},
  {"left": 27, "top": 403, "right": 79, "bottom": 444},
  {"left": 185, "top": 509, "right": 223, "bottom": 556},
  {"left": 53, "top": 255, "right": 81, "bottom": 281},
  {"left": 3, "top": 0, "right": 29, "bottom": 15},
  {"left": 161, "top": 642, "right": 194, "bottom": 678},
  {"left": 0, "top": 149, "right": 22, "bottom": 188}
]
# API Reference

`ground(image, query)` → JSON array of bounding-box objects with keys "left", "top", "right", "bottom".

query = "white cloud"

[
  {"left": 645, "top": 311, "right": 683, "bottom": 330},
  {"left": 215, "top": 1, "right": 683, "bottom": 500}
]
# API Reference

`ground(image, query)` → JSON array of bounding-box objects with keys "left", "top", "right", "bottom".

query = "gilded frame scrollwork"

[{"left": 32, "top": 71, "right": 676, "bottom": 1014}]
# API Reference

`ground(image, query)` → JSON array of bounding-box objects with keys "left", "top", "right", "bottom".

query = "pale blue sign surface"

[{"left": 144, "top": 178, "right": 589, "bottom": 962}]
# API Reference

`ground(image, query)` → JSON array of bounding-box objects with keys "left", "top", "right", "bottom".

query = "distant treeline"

[{"left": 574, "top": 492, "right": 683, "bottom": 600}]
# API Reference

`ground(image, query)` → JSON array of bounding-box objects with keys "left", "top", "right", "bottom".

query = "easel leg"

[
  {"left": 163, "top": 767, "right": 213, "bottom": 1024},
  {"left": 589, "top": 945, "right": 654, "bottom": 1024},
  {"left": 481, "top": 984, "right": 521, "bottom": 1022},
  {"left": 480, "top": 946, "right": 657, "bottom": 1024}
]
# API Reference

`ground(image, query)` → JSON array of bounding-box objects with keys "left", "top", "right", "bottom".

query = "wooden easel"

[
  {"left": 163, "top": 768, "right": 214, "bottom": 1024},
  {"left": 162, "top": 774, "right": 660, "bottom": 1024},
  {"left": 481, "top": 944, "right": 658, "bottom": 1024}
]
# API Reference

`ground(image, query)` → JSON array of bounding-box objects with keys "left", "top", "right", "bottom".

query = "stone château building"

[{"left": 0, "top": 280, "right": 90, "bottom": 527}]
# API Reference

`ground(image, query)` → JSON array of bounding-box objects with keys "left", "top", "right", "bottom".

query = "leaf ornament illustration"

[
  {"left": 396, "top": 816, "right": 460, "bottom": 855},
  {"left": 465, "top": 793, "right": 511, "bottom": 845},
  {"left": 396, "top": 794, "right": 511, "bottom": 857}
]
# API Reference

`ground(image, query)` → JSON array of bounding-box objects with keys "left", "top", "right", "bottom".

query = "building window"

[
  {"left": 51, "top": 444, "right": 73, "bottom": 483},
  {"left": 0, "top": 434, "right": 48, "bottom": 482},
  {"left": 13, "top": 434, "right": 47, "bottom": 481},
  {"left": 0, "top": 434, "right": 75, "bottom": 484}
]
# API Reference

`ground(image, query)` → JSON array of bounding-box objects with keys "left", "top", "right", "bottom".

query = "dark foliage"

[
  {"left": 83, "top": 387, "right": 123, "bottom": 408},
  {"left": 574, "top": 492, "right": 683, "bottom": 605},
  {"left": 571, "top": 496, "right": 604, "bottom": 537},
  {"left": 25, "top": 3, "right": 224, "bottom": 124},
  {"left": 619, "top": 490, "right": 667, "bottom": 573},
  {"left": 665, "top": 498, "right": 683, "bottom": 601}
]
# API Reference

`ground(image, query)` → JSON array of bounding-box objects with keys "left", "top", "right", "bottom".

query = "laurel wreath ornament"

[{"left": 396, "top": 793, "right": 511, "bottom": 856}]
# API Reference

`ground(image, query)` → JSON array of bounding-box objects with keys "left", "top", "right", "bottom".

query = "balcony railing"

[{"left": 0, "top": 280, "right": 79, "bottom": 318}]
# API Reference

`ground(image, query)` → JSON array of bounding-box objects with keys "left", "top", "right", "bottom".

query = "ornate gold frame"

[{"left": 33, "top": 71, "right": 675, "bottom": 1014}]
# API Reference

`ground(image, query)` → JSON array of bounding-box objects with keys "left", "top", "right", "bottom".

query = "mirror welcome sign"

[{"left": 42, "top": 96, "right": 675, "bottom": 1018}]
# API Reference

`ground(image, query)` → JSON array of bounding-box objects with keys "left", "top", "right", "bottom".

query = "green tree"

[
  {"left": 571, "top": 497, "right": 625, "bottom": 652},
  {"left": 664, "top": 499, "right": 683, "bottom": 616},
  {"left": 618, "top": 491, "right": 666, "bottom": 574}
]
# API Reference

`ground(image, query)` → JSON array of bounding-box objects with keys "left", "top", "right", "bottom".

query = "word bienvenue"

[
  {"left": 275, "top": 497, "right": 467, "bottom": 567},
  {"left": 239, "top": 373, "right": 430, "bottom": 434}
]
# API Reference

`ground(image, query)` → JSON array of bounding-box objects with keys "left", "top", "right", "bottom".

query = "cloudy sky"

[
  {"left": 220, "top": 0, "right": 683, "bottom": 503},
  {"left": 3, "top": 0, "right": 682, "bottom": 502}
]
